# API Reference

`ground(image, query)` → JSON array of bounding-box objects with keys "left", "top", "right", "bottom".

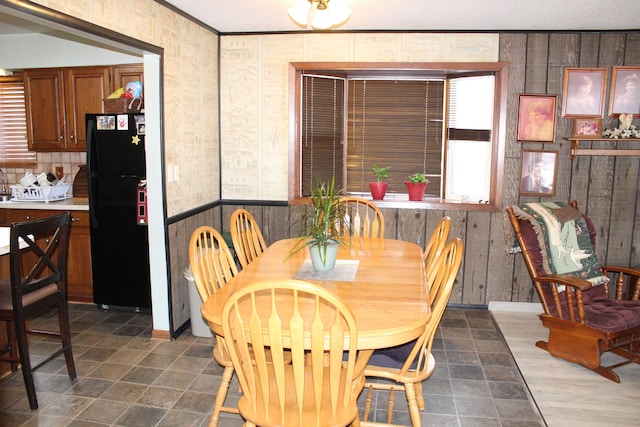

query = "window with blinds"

[
  {"left": 347, "top": 79, "right": 444, "bottom": 196},
  {"left": 300, "top": 75, "right": 345, "bottom": 196},
  {"left": 292, "top": 62, "right": 507, "bottom": 208},
  {"left": 0, "top": 76, "right": 36, "bottom": 166}
]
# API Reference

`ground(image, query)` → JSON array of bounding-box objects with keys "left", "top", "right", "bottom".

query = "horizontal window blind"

[
  {"left": 347, "top": 79, "right": 444, "bottom": 195},
  {"left": 301, "top": 75, "right": 345, "bottom": 196},
  {"left": 0, "top": 77, "right": 36, "bottom": 166}
]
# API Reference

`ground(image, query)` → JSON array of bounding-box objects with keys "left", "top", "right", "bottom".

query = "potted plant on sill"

[
  {"left": 289, "top": 176, "right": 346, "bottom": 271},
  {"left": 370, "top": 164, "right": 390, "bottom": 200},
  {"left": 405, "top": 172, "right": 430, "bottom": 201}
]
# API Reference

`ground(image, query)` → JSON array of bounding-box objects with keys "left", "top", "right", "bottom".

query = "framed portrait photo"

[
  {"left": 572, "top": 118, "right": 602, "bottom": 138},
  {"left": 561, "top": 67, "right": 607, "bottom": 118},
  {"left": 519, "top": 150, "right": 558, "bottom": 196},
  {"left": 608, "top": 66, "right": 640, "bottom": 117},
  {"left": 516, "top": 94, "right": 557, "bottom": 142}
]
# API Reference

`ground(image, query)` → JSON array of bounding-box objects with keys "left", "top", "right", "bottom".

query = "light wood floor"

[{"left": 491, "top": 309, "right": 640, "bottom": 427}]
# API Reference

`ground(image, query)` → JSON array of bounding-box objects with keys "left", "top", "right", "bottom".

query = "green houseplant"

[
  {"left": 290, "top": 176, "right": 346, "bottom": 271},
  {"left": 370, "top": 165, "right": 390, "bottom": 200},
  {"left": 405, "top": 172, "right": 430, "bottom": 201}
]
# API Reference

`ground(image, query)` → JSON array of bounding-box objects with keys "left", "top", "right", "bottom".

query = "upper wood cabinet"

[
  {"left": 111, "top": 64, "right": 144, "bottom": 90},
  {"left": 24, "top": 67, "right": 109, "bottom": 151},
  {"left": 23, "top": 64, "right": 143, "bottom": 152}
]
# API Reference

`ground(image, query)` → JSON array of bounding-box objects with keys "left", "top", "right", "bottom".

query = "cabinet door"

[
  {"left": 65, "top": 67, "right": 110, "bottom": 151},
  {"left": 67, "top": 211, "right": 93, "bottom": 302},
  {"left": 24, "top": 69, "right": 66, "bottom": 151},
  {"left": 111, "top": 64, "right": 144, "bottom": 92},
  {"left": 6, "top": 209, "right": 93, "bottom": 302}
]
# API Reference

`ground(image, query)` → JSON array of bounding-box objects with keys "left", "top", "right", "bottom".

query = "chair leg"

[
  {"left": 363, "top": 384, "right": 373, "bottom": 422},
  {"left": 209, "top": 365, "right": 234, "bottom": 427},
  {"left": 414, "top": 381, "right": 425, "bottom": 411},
  {"left": 58, "top": 298, "right": 76, "bottom": 380},
  {"left": 14, "top": 321, "right": 38, "bottom": 410},
  {"left": 386, "top": 389, "right": 395, "bottom": 424},
  {"left": 405, "top": 382, "right": 422, "bottom": 427},
  {"left": 5, "top": 321, "right": 19, "bottom": 372}
]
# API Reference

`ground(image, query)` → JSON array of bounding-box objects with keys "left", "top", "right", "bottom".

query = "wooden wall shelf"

[{"left": 565, "top": 138, "right": 640, "bottom": 159}]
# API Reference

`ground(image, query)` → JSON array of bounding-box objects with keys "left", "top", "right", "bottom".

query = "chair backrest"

[
  {"left": 505, "top": 201, "right": 610, "bottom": 309},
  {"left": 230, "top": 209, "right": 268, "bottom": 269},
  {"left": 399, "top": 238, "right": 463, "bottom": 376},
  {"left": 221, "top": 279, "right": 359, "bottom": 425},
  {"left": 340, "top": 197, "right": 385, "bottom": 238},
  {"left": 189, "top": 226, "right": 238, "bottom": 302},
  {"left": 9, "top": 211, "right": 71, "bottom": 307},
  {"left": 423, "top": 216, "right": 451, "bottom": 283}
]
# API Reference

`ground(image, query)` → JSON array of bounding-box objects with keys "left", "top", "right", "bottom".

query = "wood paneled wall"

[{"left": 168, "top": 31, "right": 640, "bottom": 334}]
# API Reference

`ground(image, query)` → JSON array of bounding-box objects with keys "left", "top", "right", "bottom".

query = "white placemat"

[{"left": 293, "top": 259, "right": 360, "bottom": 281}]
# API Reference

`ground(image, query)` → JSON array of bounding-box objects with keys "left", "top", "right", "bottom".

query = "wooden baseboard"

[{"left": 151, "top": 329, "right": 170, "bottom": 340}]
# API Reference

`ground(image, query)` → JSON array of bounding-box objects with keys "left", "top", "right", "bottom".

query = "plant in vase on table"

[
  {"left": 370, "top": 164, "right": 390, "bottom": 200},
  {"left": 289, "top": 176, "right": 346, "bottom": 271},
  {"left": 405, "top": 172, "right": 430, "bottom": 201}
]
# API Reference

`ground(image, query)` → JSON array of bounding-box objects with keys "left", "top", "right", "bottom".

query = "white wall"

[{"left": 0, "top": 33, "right": 141, "bottom": 69}]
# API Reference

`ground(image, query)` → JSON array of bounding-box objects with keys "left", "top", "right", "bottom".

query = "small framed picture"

[
  {"left": 516, "top": 94, "right": 557, "bottom": 142},
  {"left": 608, "top": 66, "right": 640, "bottom": 117},
  {"left": 137, "top": 122, "right": 146, "bottom": 135},
  {"left": 519, "top": 150, "right": 558, "bottom": 196},
  {"left": 572, "top": 118, "right": 602, "bottom": 138},
  {"left": 561, "top": 67, "right": 607, "bottom": 118}
]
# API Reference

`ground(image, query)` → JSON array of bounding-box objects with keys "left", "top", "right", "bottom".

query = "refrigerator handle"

[{"left": 87, "top": 118, "right": 98, "bottom": 227}]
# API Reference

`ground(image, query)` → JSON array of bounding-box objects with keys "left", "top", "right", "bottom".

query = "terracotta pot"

[
  {"left": 405, "top": 181, "right": 427, "bottom": 201},
  {"left": 369, "top": 182, "right": 387, "bottom": 200}
]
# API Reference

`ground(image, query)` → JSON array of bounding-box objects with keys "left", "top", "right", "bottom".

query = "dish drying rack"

[{"left": 10, "top": 183, "right": 72, "bottom": 202}]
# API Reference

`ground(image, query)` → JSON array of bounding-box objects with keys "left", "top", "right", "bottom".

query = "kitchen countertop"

[{"left": 0, "top": 197, "right": 89, "bottom": 211}]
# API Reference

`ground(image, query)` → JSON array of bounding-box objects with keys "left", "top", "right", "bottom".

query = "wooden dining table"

[{"left": 201, "top": 237, "right": 430, "bottom": 352}]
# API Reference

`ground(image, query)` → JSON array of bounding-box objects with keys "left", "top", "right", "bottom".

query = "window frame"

[{"left": 288, "top": 62, "right": 508, "bottom": 212}]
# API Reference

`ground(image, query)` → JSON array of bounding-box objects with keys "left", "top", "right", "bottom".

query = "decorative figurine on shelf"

[
  {"left": 602, "top": 113, "right": 640, "bottom": 139},
  {"left": 619, "top": 113, "right": 633, "bottom": 130}
]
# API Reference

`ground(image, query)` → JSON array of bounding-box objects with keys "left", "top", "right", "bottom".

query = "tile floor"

[{"left": 0, "top": 304, "right": 545, "bottom": 426}]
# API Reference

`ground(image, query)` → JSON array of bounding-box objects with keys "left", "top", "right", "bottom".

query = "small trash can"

[{"left": 184, "top": 266, "right": 213, "bottom": 337}]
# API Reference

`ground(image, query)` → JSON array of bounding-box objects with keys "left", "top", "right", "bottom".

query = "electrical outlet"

[{"left": 55, "top": 166, "right": 64, "bottom": 180}]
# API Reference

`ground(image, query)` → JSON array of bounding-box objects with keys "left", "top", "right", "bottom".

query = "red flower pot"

[
  {"left": 405, "top": 181, "right": 427, "bottom": 201},
  {"left": 370, "top": 182, "right": 388, "bottom": 200}
]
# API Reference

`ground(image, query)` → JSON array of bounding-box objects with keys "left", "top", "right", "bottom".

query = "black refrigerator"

[{"left": 86, "top": 113, "right": 151, "bottom": 310}]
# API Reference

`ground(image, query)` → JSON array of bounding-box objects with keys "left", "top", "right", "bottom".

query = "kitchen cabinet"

[
  {"left": 23, "top": 64, "right": 143, "bottom": 152},
  {"left": 24, "top": 67, "right": 110, "bottom": 152},
  {"left": 3, "top": 208, "right": 93, "bottom": 302},
  {"left": 112, "top": 64, "right": 144, "bottom": 90}
]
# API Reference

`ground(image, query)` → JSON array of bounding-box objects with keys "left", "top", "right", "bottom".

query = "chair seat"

[
  {"left": 582, "top": 299, "right": 640, "bottom": 332},
  {"left": 368, "top": 339, "right": 419, "bottom": 369},
  {"left": 238, "top": 364, "right": 362, "bottom": 427},
  {"left": 0, "top": 280, "right": 59, "bottom": 311}
]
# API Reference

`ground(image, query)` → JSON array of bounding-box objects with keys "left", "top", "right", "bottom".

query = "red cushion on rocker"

[{"left": 583, "top": 299, "right": 640, "bottom": 332}]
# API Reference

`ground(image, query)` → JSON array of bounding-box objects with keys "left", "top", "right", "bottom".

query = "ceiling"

[
  {"left": 164, "top": 0, "right": 640, "bottom": 33},
  {"left": 1, "top": 1, "right": 639, "bottom": 37}
]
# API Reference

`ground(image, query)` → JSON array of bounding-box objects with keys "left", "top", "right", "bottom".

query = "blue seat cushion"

[{"left": 368, "top": 339, "right": 418, "bottom": 369}]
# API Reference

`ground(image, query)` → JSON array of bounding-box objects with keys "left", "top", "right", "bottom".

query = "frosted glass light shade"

[
  {"left": 311, "top": 8, "right": 332, "bottom": 29},
  {"left": 328, "top": 0, "right": 351, "bottom": 25},
  {"left": 288, "top": 0, "right": 311, "bottom": 26},
  {"left": 288, "top": 0, "right": 351, "bottom": 29}
]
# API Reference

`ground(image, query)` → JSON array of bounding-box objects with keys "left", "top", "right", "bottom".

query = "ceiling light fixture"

[{"left": 288, "top": 0, "right": 351, "bottom": 30}]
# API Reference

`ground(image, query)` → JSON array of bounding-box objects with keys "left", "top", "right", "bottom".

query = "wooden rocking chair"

[{"left": 506, "top": 201, "right": 640, "bottom": 382}]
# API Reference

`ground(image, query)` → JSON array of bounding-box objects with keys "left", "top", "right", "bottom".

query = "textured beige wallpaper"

[
  {"left": 32, "top": 0, "right": 220, "bottom": 217},
  {"left": 220, "top": 33, "right": 499, "bottom": 200}
]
